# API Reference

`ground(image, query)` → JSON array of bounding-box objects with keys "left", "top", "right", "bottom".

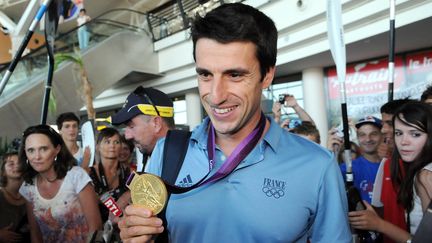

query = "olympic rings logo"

[{"left": 262, "top": 186, "right": 285, "bottom": 199}]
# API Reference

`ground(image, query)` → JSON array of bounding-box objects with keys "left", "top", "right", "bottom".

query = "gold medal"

[{"left": 126, "top": 172, "right": 168, "bottom": 214}]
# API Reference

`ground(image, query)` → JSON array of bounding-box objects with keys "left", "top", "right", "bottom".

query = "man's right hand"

[
  {"left": 284, "top": 94, "right": 299, "bottom": 108},
  {"left": 119, "top": 205, "right": 164, "bottom": 243}
]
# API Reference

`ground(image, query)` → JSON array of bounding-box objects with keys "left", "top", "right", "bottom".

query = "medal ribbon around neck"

[{"left": 165, "top": 112, "right": 267, "bottom": 194}]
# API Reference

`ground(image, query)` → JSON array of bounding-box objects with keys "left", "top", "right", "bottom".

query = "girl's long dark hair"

[
  {"left": 19, "top": 125, "right": 76, "bottom": 184},
  {"left": 390, "top": 101, "right": 432, "bottom": 212}
]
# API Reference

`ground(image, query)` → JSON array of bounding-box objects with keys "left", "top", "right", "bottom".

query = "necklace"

[
  {"left": 40, "top": 174, "right": 57, "bottom": 183},
  {"left": 2, "top": 188, "right": 22, "bottom": 200}
]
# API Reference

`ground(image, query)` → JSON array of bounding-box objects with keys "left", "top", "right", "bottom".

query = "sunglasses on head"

[
  {"left": 23, "top": 124, "right": 57, "bottom": 137},
  {"left": 133, "top": 87, "right": 161, "bottom": 117}
]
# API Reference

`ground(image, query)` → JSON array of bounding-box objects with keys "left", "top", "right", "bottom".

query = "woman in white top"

[
  {"left": 349, "top": 101, "right": 432, "bottom": 243},
  {"left": 18, "top": 125, "right": 101, "bottom": 242},
  {"left": 76, "top": 8, "right": 91, "bottom": 50}
]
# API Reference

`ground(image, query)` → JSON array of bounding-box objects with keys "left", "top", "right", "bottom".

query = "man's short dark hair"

[
  {"left": 291, "top": 121, "right": 321, "bottom": 144},
  {"left": 191, "top": 3, "right": 277, "bottom": 80},
  {"left": 56, "top": 112, "right": 80, "bottom": 130},
  {"left": 380, "top": 98, "right": 414, "bottom": 115},
  {"left": 420, "top": 85, "right": 432, "bottom": 102}
]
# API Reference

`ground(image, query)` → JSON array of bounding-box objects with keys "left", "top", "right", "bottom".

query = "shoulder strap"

[
  {"left": 157, "top": 129, "right": 191, "bottom": 243},
  {"left": 161, "top": 130, "right": 192, "bottom": 183}
]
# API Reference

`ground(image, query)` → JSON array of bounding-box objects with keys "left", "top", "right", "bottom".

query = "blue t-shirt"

[
  {"left": 147, "top": 116, "right": 351, "bottom": 243},
  {"left": 340, "top": 156, "right": 381, "bottom": 203}
]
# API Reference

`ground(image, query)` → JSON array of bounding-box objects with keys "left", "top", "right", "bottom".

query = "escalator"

[{"left": 0, "top": 9, "right": 160, "bottom": 138}]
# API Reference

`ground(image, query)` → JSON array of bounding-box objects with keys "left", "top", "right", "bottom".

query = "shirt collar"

[{"left": 191, "top": 115, "right": 283, "bottom": 153}]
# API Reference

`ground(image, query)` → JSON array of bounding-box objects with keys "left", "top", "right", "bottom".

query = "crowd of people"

[{"left": 0, "top": 2, "right": 431, "bottom": 243}]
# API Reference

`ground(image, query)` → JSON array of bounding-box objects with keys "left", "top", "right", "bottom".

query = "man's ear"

[
  {"left": 262, "top": 66, "right": 275, "bottom": 89},
  {"left": 152, "top": 116, "right": 163, "bottom": 133}
]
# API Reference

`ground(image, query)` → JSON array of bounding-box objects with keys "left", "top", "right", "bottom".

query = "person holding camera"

[
  {"left": 272, "top": 94, "right": 320, "bottom": 143},
  {"left": 272, "top": 94, "right": 315, "bottom": 125}
]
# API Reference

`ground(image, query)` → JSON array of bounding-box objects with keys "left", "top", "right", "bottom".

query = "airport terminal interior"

[
  {"left": 1, "top": 0, "right": 431, "bottom": 144},
  {"left": 1, "top": 1, "right": 432, "bottom": 242}
]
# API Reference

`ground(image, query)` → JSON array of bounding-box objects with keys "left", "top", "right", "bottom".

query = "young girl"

[
  {"left": 349, "top": 101, "right": 432, "bottom": 242},
  {"left": 19, "top": 125, "right": 101, "bottom": 242},
  {"left": 0, "top": 147, "right": 29, "bottom": 242}
]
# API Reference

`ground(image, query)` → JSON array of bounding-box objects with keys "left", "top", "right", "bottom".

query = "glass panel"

[{"left": 263, "top": 80, "right": 304, "bottom": 120}]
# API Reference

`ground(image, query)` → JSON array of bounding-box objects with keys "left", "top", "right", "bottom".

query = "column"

[
  {"left": 186, "top": 90, "right": 202, "bottom": 130},
  {"left": 302, "top": 68, "right": 328, "bottom": 146}
]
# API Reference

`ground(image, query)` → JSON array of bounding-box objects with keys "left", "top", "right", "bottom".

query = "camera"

[
  {"left": 279, "top": 94, "right": 287, "bottom": 104},
  {"left": 289, "top": 119, "right": 302, "bottom": 128}
]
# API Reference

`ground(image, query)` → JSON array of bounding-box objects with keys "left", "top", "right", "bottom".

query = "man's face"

[
  {"left": 59, "top": 121, "right": 79, "bottom": 142},
  {"left": 381, "top": 112, "right": 394, "bottom": 147},
  {"left": 357, "top": 124, "right": 382, "bottom": 155},
  {"left": 195, "top": 38, "right": 273, "bottom": 138},
  {"left": 124, "top": 115, "right": 156, "bottom": 154}
]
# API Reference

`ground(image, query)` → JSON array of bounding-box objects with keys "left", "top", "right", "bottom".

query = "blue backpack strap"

[
  {"left": 157, "top": 129, "right": 191, "bottom": 243},
  {"left": 161, "top": 130, "right": 191, "bottom": 183}
]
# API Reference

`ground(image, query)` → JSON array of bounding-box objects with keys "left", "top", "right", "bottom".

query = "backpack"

[{"left": 156, "top": 129, "right": 191, "bottom": 243}]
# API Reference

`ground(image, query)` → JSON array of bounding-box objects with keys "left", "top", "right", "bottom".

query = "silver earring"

[
  {"left": 26, "top": 159, "right": 29, "bottom": 164},
  {"left": 54, "top": 156, "right": 57, "bottom": 162}
]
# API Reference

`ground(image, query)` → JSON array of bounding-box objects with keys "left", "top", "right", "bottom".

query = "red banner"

[{"left": 327, "top": 56, "right": 404, "bottom": 99}]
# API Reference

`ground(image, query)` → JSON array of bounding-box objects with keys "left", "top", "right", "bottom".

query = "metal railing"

[
  {"left": 147, "top": 0, "right": 229, "bottom": 41},
  {"left": 0, "top": 8, "right": 149, "bottom": 101},
  {"left": 0, "top": 0, "right": 243, "bottom": 101}
]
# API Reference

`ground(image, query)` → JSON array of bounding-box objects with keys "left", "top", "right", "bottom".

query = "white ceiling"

[{"left": 275, "top": 16, "right": 432, "bottom": 78}]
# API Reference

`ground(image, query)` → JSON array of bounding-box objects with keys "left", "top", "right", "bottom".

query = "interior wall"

[{"left": 0, "top": 31, "right": 45, "bottom": 64}]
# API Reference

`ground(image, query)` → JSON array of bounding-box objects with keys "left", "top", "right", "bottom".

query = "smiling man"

[
  {"left": 341, "top": 116, "right": 382, "bottom": 203},
  {"left": 119, "top": 3, "right": 350, "bottom": 243}
]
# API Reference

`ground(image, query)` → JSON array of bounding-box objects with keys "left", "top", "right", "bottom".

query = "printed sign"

[{"left": 326, "top": 49, "right": 432, "bottom": 126}]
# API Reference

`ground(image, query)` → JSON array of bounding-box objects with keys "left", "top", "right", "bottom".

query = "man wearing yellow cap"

[{"left": 111, "top": 86, "right": 175, "bottom": 162}]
